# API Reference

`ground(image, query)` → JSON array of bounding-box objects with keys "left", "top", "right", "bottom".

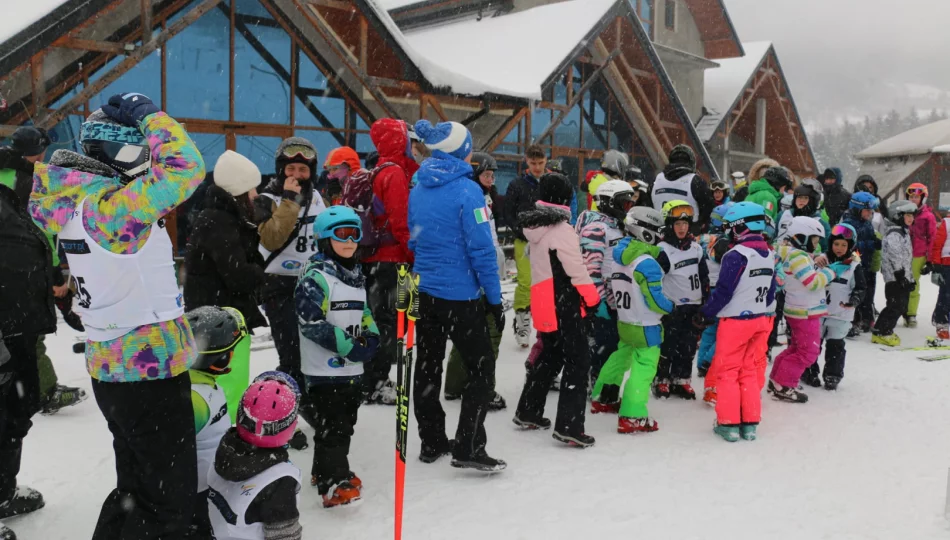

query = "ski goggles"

[
  {"left": 906, "top": 186, "right": 927, "bottom": 196},
  {"left": 82, "top": 140, "right": 151, "bottom": 179},
  {"left": 830, "top": 224, "right": 856, "bottom": 241},
  {"left": 280, "top": 144, "right": 316, "bottom": 161},
  {"left": 328, "top": 224, "right": 362, "bottom": 242},
  {"left": 666, "top": 205, "right": 694, "bottom": 220}
]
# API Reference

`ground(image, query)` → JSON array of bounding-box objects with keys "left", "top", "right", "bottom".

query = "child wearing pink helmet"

[{"left": 206, "top": 375, "right": 303, "bottom": 540}]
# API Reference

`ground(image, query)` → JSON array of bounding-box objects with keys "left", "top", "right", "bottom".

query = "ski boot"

[
  {"left": 823, "top": 376, "right": 841, "bottom": 391},
  {"left": 713, "top": 423, "right": 740, "bottom": 443},
  {"left": 739, "top": 423, "right": 757, "bottom": 441},
  {"left": 512, "top": 413, "right": 551, "bottom": 430},
  {"left": 322, "top": 481, "right": 361, "bottom": 508},
  {"left": 419, "top": 439, "right": 454, "bottom": 464},
  {"left": 513, "top": 310, "right": 531, "bottom": 348},
  {"left": 702, "top": 387, "right": 717, "bottom": 407},
  {"left": 801, "top": 370, "right": 822, "bottom": 388},
  {"left": 871, "top": 333, "right": 900, "bottom": 347},
  {"left": 768, "top": 380, "right": 809, "bottom": 403},
  {"left": 0, "top": 487, "right": 44, "bottom": 520},
  {"left": 652, "top": 379, "right": 671, "bottom": 399},
  {"left": 288, "top": 428, "right": 309, "bottom": 451},
  {"left": 617, "top": 417, "right": 658, "bottom": 434},
  {"left": 487, "top": 391, "right": 507, "bottom": 411},
  {"left": 904, "top": 315, "right": 917, "bottom": 328},
  {"left": 364, "top": 379, "right": 397, "bottom": 405},
  {"left": 938, "top": 326, "right": 950, "bottom": 340},
  {"left": 451, "top": 451, "right": 507, "bottom": 472},
  {"left": 590, "top": 400, "right": 621, "bottom": 415},
  {"left": 846, "top": 325, "right": 861, "bottom": 339},
  {"left": 444, "top": 391, "right": 461, "bottom": 401},
  {"left": 347, "top": 471, "right": 362, "bottom": 491},
  {"left": 0, "top": 522, "right": 13, "bottom": 540},
  {"left": 697, "top": 365, "right": 708, "bottom": 378},
  {"left": 552, "top": 430, "right": 595, "bottom": 448},
  {"left": 39, "top": 384, "right": 87, "bottom": 415},
  {"left": 669, "top": 379, "right": 696, "bottom": 400}
]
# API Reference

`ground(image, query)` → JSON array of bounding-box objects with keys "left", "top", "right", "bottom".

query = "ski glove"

[
  {"left": 691, "top": 312, "right": 715, "bottom": 329},
  {"left": 932, "top": 266, "right": 945, "bottom": 286},
  {"left": 486, "top": 301, "right": 506, "bottom": 333},
  {"left": 921, "top": 262, "right": 933, "bottom": 276},
  {"left": 101, "top": 93, "right": 161, "bottom": 127},
  {"left": 346, "top": 336, "right": 379, "bottom": 364}
]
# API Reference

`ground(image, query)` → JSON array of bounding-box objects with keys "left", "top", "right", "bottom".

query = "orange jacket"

[{"left": 929, "top": 217, "right": 950, "bottom": 265}]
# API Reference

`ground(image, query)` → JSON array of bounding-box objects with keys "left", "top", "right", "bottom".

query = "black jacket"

[
  {"left": 0, "top": 148, "right": 34, "bottom": 204},
  {"left": 184, "top": 184, "right": 268, "bottom": 329},
  {"left": 822, "top": 168, "right": 851, "bottom": 225},
  {"left": 504, "top": 173, "right": 541, "bottom": 241},
  {"left": 0, "top": 184, "right": 56, "bottom": 337}
]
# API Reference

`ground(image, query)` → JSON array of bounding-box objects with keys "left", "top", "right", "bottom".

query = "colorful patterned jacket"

[{"left": 29, "top": 112, "right": 205, "bottom": 382}]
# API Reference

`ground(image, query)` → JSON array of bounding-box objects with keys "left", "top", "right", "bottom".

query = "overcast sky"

[{"left": 722, "top": 0, "right": 950, "bottom": 128}]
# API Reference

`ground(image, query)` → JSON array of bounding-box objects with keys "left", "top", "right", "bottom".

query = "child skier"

[
  {"left": 698, "top": 202, "right": 775, "bottom": 442},
  {"left": 653, "top": 200, "right": 708, "bottom": 400},
  {"left": 295, "top": 206, "right": 379, "bottom": 507},
  {"left": 872, "top": 200, "right": 918, "bottom": 347},
  {"left": 905, "top": 183, "right": 936, "bottom": 328},
  {"left": 207, "top": 378, "right": 302, "bottom": 540},
  {"left": 843, "top": 192, "right": 881, "bottom": 335},
  {"left": 929, "top": 214, "right": 950, "bottom": 339},
  {"left": 577, "top": 180, "right": 638, "bottom": 385},
  {"left": 513, "top": 172, "right": 601, "bottom": 448},
  {"left": 803, "top": 224, "right": 865, "bottom": 390},
  {"left": 769, "top": 216, "right": 843, "bottom": 403},
  {"left": 697, "top": 202, "right": 733, "bottom": 379},
  {"left": 185, "top": 305, "right": 248, "bottom": 536},
  {"left": 590, "top": 207, "right": 671, "bottom": 433}
]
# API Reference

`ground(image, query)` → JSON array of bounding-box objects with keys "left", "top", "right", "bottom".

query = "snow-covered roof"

[
  {"left": 695, "top": 41, "right": 772, "bottom": 141},
  {"left": 853, "top": 154, "right": 931, "bottom": 200},
  {"left": 855, "top": 119, "right": 950, "bottom": 159},
  {"left": 2, "top": 1, "right": 69, "bottom": 45},
  {"left": 365, "top": 0, "right": 618, "bottom": 99}
]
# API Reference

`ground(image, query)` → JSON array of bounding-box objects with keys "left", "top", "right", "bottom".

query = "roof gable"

[{"left": 856, "top": 118, "right": 950, "bottom": 159}]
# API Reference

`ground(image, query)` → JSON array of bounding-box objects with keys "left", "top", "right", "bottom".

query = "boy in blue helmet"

[
  {"left": 295, "top": 206, "right": 379, "bottom": 508},
  {"left": 843, "top": 192, "right": 880, "bottom": 334}
]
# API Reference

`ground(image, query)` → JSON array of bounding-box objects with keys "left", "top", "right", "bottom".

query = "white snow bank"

[
  {"left": 1, "top": 1, "right": 69, "bottom": 45},
  {"left": 365, "top": 0, "right": 618, "bottom": 99},
  {"left": 696, "top": 41, "right": 772, "bottom": 141},
  {"left": 857, "top": 118, "right": 950, "bottom": 159}
]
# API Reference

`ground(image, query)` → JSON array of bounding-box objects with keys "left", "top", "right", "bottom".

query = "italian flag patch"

[{"left": 474, "top": 207, "right": 490, "bottom": 224}]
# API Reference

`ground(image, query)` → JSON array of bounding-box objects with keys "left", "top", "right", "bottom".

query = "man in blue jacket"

[{"left": 408, "top": 120, "right": 506, "bottom": 472}]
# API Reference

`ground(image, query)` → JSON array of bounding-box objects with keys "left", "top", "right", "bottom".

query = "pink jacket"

[
  {"left": 910, "top": 204, "right": 937, "bottom": 257},
  {"left": 521, "top": 201, "right": 599, "bottom": 332}
]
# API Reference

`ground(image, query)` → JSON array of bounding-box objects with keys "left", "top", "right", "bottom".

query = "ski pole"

[{"left": 394, "top": 264, "right": 411, "bottom": 540}]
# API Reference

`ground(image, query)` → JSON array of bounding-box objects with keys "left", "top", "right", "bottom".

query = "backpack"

[{"left": 341, "top": 163, "right": 397, "bottom": 256}]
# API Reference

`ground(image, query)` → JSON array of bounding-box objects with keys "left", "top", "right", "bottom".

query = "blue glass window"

[
  {"left": 190, "top": 133, "right": 227, "bottom": 172},
  {"left": 295, "top": 53, "right": 344, "bottom": 128},
  {"left": 494, "top": 159, "right": 519, "bottom": 196},
  {"left": 531, "top": 107, "right": 551, "bottom": 147},
  {"left": 165, "top": 6, "right": 230, "bottom": 120},
  {"left": 553, "top": 105, "right": 580, "bottom": 148},
  {"left": 236, "top": 135, "right": 282, "bottom": 173},
  {"left": 234, "top": 3, "right": 291, "bottom": 124}
]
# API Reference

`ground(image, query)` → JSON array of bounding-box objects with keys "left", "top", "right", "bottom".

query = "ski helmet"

[
  {"left": 829, "top": 223, "right": 857, "bottom": 255},
  {"left": 601, "top": 149, "right": 629, "bottom": 178},
  {"left": 275, "top": 137, "right": 318, "bottom": 182},
  {"left": 710, "top": 202, "right": 734, "bottom": 232},
  {"left": 888, "top": 199, "right": 917, "bottom": 226},
  {"left": 800, "top": 177, "right": 824, "bottom": 195},
  {"left": 785, "top": 216, "right": 825, "bottom": 251},
  {"left": 595, "top": 180, "right": 636, "bottom": 221},
  {"left": 185, "top": 306, "right": 247, "bottom": 375},
  {"left": 624, "top": 207, "right": 664, "bottom": 245},
  {"left": 80, "top": 109, "right": 151, "bottom": 183},
  {"left": 762, "top": 167, "right": 793, "bottom": 192},
  {"left": 252, "top": 371, "right": 302, "bottom": 397},
  {"left": 763, "top": 214, "right": 777, "bottom": 241},
  {"left": 471, "top": 152, "right": 498, "bottom": 178},
  {"left": 722, "top": 201, "right": 767, "bottom": 236},
  {"left": 906, "top": 183, "right": 928, "bottom": 206},
  {"left": 315, "top": 205, "right": 362, "bottom": 241},
  {"left": 623, "top": 164, "right": 643, "bottom": 184},
  {"left": 236, "top": 379, "right": 299, "bottom": 448},
  {"left": 780, "top": 192, "right": 794, "bottom": 213},
  {"left": 849, "top": 191, "right": 879, "bottom": 211},
  {"left": 792, "top": 184, "right": 821, "bottom": 216},
  {"left": 711, "top": 181, "right": 730, "bottom": 194},
  {"left": 661, "top": 199, "right": 694, "bottom": 227}
]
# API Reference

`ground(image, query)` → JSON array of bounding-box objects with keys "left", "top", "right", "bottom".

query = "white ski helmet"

[
  {"left": 601, "top": 149, "right": 629, "bottom": 178},
  {"left": 624, "top": 206, "right": 664, "bottom": 245},
  {"left": 785, "top": 216, "right": 825, "bottom": 250},
  {"left": 595, "top": 180, "right": 636, "bottom": 221}
]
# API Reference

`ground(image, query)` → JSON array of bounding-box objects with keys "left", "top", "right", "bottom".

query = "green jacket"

[{"left": 745, "top": 179, "right": 781, "bottom": 221}]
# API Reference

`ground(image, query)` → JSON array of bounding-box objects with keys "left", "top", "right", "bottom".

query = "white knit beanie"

[{"left": 214, "top": 150, "right": 261, "bottom": 196}]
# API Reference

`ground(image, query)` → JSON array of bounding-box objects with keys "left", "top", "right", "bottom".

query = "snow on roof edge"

[
  {"left": 2, "top": 1, "right": 71, "bottom": 48},
  {"left": 856, "top": 119, "right": 950, "bottom": 159}
]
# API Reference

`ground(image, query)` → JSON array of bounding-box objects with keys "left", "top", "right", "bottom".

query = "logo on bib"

[
  {"left": 327, "top": 357, "right": 347, "bottom": 369},
  {"left": 176, "top": 293, "right": 183, "bottom": 308},
  {"left": 739, "top": 310, "right": 753, "bottom": 317},
  {"left": 282, "top": 260, "right": 303, "bottom": 271}
]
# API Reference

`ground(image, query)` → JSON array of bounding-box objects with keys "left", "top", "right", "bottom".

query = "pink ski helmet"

[{"left": 236, "top": 379, "right": 299, "bottom": 448}]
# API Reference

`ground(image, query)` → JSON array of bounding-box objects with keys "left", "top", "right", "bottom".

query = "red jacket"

[
  {"left": 929, "top": 216, "right": 950, "bottom": 265},
  {"left": 366, "top": 119, "right": 419, "bottom": 264}
]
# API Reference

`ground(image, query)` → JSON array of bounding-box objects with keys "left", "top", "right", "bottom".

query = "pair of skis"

[{"left": 394, "top": 264, "right": 419, "bottom": 540}]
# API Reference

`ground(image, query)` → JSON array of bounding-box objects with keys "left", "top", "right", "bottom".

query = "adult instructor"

[{"left": 651, "top": 144, "right": 714, "bottom": 234}]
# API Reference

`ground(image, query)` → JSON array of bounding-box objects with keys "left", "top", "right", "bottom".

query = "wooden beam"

[
  {"left": 141, "top": 0, "right": 153, "bottom": 43},
  {"left": 308, "top": 0, "right": 355, "bottom": 10},
  {"left": 56, "top": 38, "right": 131, "bottom": 55},
  {"left": 31, "top": 54, "right": 45, "bottom": 117},
  {"left": 616, "top": 53, "right": 673, "bottom": 149},
  {"left": 482, "top": 108, "right": 527, "bottom": 152},
  {"left": 425, "top": 95, "right": 448, "bottom": 122},
  {"left": 38, "top": 0, "right": 222, "bottom": 129},
  {"left": 726, "top": 70, "right": 771, "bottom": 132},
  {"left": 359, "top": 17, "right": 368, "bottom": 70},
  {"left": 533, "top": 49, "right": 621, "bottom": 144}
]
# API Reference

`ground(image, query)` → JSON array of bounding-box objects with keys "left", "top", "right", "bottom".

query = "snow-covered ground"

[{"left": 10, "top": 278, "right": 950, "bottom": 539}]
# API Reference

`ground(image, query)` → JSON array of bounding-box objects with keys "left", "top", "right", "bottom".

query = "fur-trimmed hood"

[
  {"left": 748, "top": 158, "right": 779, "bottom": 183},
  {"left": 519, "top": 201, "right": 571, "bottom": 235}
]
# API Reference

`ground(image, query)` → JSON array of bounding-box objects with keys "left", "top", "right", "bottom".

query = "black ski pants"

[
  {"left": 768, "top": 291, "right": 786, "bottom": 347},
  {"left": 587, "top": 311, "right": 619, "bottom": 389},
  {"left": 414, "top": 293, "right": 495, "bottom": 460},
  {"left": 307, "top": 379, "right": 361, "bottom": 494},
  {"left": 91, "top": 374, "right": 196, "bottom": 540},
  {"left": 657, "top": 304, "right": 702, "bottom": 382},
  {"left": 875, "top": 281, "right": 910, "bottom": 336},
  {"left": 855, "top": 269, "right": 877, "bottom": 330},
  {"left": 516, "top": 319, "right": 590, "bottom": 436},
  {"left": 933, "top": 267, "right": 950, "bottom": 326},
  {"left": 0, "top": 334, "right": 40, "bottom": 504},
  {"left": 362, "top": 262, "right": 399, "bottom": 396}
]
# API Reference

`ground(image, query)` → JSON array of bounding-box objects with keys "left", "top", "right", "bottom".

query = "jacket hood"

[
  {"left": 748, "top": 158, "right": 779, "bottom": 182},
  {"left": 821, "top": 167, "right": 843, "bottom": 186},
  {"left": 213, "top": 428, "right": 291, "bottom": 482},
  {"left": 304, "top": 252, "right": 364, "bottom": 289},
  {"left": 203, "top": 183, "right": 257, "bottom": 224},
  {"left": 613, "top": 237, "right": 659, "bottom": 265},
  {"left": 749, "top": 178, "right": 780, "bottom": 197},
  {"left": 414, "top": 154, "right": 473, "bottom": 189},
  {"left": 520, "top": 202, "right": 571, "bottom": 242},
  {"left": 916, "top": 202, "right": 934, "bottom": 217},
  {"left": 370, "top": 118, "right": 419, "bottom": 177},
  {"left": 736, "top": 234, "right": 771, "bottom": 255},
  {"left": 31, "top": 150, "right": 123, "bottom": 230},
  {"left": 855, "top": 174, "right": 878, "bottom": 195}
]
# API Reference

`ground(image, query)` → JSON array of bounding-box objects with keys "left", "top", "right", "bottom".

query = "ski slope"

[{"left": 10, "top": 279, "right": 950, "bottom": 539}]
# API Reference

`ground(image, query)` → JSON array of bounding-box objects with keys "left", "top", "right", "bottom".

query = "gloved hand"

[
  {"left": 486, "top": 301, "right": 506, "bottom": 333},
  {"left": 828, "top": 261, "right": 850, "bottom": 276},
  {"left": 813, "top": 253, "right": 829, "bottom": 268},
  {"left": 101, "top": 93, "right": 161, "bottom": 127},
  {"left": 346, "top": 335, "right": 379, "bottom": 363},
  {"left": 903, "top": 278, "right": 917, "bottom": 293},
  {"left": 921, "top": 262, "right": 933, "bottom": 276},
  {"left": 691, "top": 312, "right": 715, "bottom": 329},
  {"left": 932, "top": 265, "right": 945, "bottom": 286}
]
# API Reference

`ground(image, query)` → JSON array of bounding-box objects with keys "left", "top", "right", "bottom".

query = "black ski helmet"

[
  {"left": 471, "top": 152, "right": 498, "bottom": 178},
  {"left": 763, "top": 167, "right": 793, "bottom": 192},
  {"left": 186, "top": 306, "right": 248, "bottom": 374},
  {"left": 792, "top": 184, "right": 820, "bottom": 216},
  {"left": 80, "top": 110, "right": 151, "bottom": 183}
]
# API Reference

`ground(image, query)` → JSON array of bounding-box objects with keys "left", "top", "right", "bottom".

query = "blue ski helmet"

[
  {"left": 314, "top": 205, "right": 362, "bottom": 240},
  {"left": 723, "top": 201, "right": 767, "bottom": 234},
  {"left": 710, "top": 202, "right": 734, "bottom": 231},
  {"left": 849, "top": 191, "right": 879, "bottom": 211}
]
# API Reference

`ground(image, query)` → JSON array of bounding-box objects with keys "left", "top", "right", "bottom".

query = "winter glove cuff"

[{"left": 101, "top": 93, "right": 160, "bottom": 127}]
